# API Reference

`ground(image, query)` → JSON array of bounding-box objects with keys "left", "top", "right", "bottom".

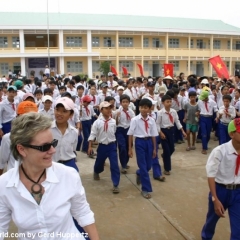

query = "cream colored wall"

[{"left": 64, "top": 57, "right": 88, "bottom": 75}]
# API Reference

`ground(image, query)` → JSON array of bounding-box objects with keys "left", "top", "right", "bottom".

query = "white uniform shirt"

[
  {"left": 156, "top": 107, "right": 182, "bottom": 131},
  {"left": 0, "top": 161, "right": 94, "bottom": 240},
  {"left": 51, "top": 122, "right": 78, "bottom": 162},
  {"left": 67, "top": 88, "right": 77, "bottom": 97},
  {"left": 0, "top": 99, "right": 17, "bottom": 128},
  {"left": 80, "top": 105, "right": 96, "bottom": 121},
  {"left": 127, "top": 114, "right": 158, "bottom": 138},
  {"left": 171, "top": 96, "right": 183, "bottom": 111},
  {"left": 68, "top": 107, "right": 80, "bottom": 127},
  {"left": 38, "top": 108, "right": 55, "bottom": 121},
  {"left": 0, "top": 133, "right": 16, "bottom": 171},
  {"left": 115, "top": 109, "right": 135, "bottom": 129},
  {"left": 197, "top": 99, "right": 218, "bottom": 116},
  {"left": 206, "top": 140, "right": 240, "bottom": 184},
  {"left": 142, "top": 93, "right": 160, "bottom": 112},
  {"left": 89, "top": 95, "right": 100, "bottom": 108},
  {"left": 16, "top": 90, "right": 25, "bottom": 102},
  {"left": 52, "top": 89, "right": 60, "bottom": 100},
  {"left": 123, "top": 88, "right": 136, "bottom": 101},
  {"left": 218, "top": 105, "right": 236, "bottom": 124},
  {"left": 107, "top": 80, "right": 118, "bottom": 88},
  {"left": 88, "top": 116, "right": 116, "bottom": 144},
  {"left": 98, "top": 92, "right": 111, "bottom": 103}
]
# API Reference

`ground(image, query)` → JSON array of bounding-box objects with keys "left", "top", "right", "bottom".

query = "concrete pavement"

[{"left": 8, "top": 137, "right": 231, "bottom": 240}]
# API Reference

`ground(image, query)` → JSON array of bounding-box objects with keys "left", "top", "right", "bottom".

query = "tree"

[{"left": 99, "top": 61, "right": 110, "bottom": 77}]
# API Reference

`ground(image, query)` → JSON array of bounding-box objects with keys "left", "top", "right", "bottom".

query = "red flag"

[
  {"left": 209, "top": 55, "right": 229, "bottom": 79},
  {"left": 110, "top": 65, "right": 118, "bottom": 76},
  {"left": 122, "top": 66, "right": 128, "bottom": 76},
  {"left": 164, "top": 64, "right": 173, "bottom": 77},
  {"left": 137, "top": 63, "right": 144, "bottom": 76}
]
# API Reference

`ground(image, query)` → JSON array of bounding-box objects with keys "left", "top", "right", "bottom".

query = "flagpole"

[
  {"left": 47, "top": 0, "right": 50, "bottom": 68},
  {"left": 134, "top": 62, "right": 137, "bottom": 78}
]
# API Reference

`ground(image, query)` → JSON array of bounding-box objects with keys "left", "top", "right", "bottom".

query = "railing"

[
  {"left": 0, "top": 48, "right": 20, "bottom": 51},
  {"left": 25, "top": 47, "right": 59, "bottom": 50}
]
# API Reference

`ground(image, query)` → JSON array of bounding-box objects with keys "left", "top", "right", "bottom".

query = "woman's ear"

[{"left": 16, "top": 144, "right": 27, "bottom": 158}]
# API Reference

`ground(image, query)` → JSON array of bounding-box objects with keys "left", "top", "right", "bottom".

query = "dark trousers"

[
  {"left": 135, "top": 138, "right": 153, "bottom": 192},
  {"left": 218, "top": 122, "right": 231, "bottom": 145},
  {"left": 178, "top": 109, "right": 186, "bottom": 131},
  {"left": 152, "top": 137, "right": 162, "bottom": 178},
  {"left": 201, "top": 184, "right": 240, "bottom": 240},
  {"left": 58, "top": 159, "right": 89, "bottom": 240},
  {"left": 135, "top": 99, "right": 140, "bottom": 115},
  {"left": 81, "top": 119, "right": 92, "bottom": 152},
  {"left": 76, "top": 132, "right": 83, "bottom": 151},
  {"left": 200, "top": 116, "right": 212, "bottom": 150},
  {"left": 161, "top": 127, "right": 175, "bottom": 172},
  {"left": 0, "top": 121, "right": 12, "bottom": 145},
  {"left": 116, "top": 127, "right": 129, "bottom": 168},
  {"left": 174, "top": 110, "right": 184, "bottom": 142},
  {"left": 94, "top": 143, "right": 120, "bottom": 187}
]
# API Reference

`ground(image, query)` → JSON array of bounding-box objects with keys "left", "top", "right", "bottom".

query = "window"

[
  {"left": 119, "top": 61, "right": 133, "bottom": 71},
  {"left": 66, "top": 37, "right": 82, "bottom": 47},
  {"left": 144, "top": 61, "right": 149, "bottom": 71},
  {"left": 92, "top": 37, "right": 100, "bottom": 47},
  {"left": 119, "top": 37, "right": 133, "bottom": 47},
  {"left": 227, "top": 40, "right": 230, "bottom": 49},
  {"left": 143, "top": 38, "right": 149, "bottom": 47},
  {"left": 0, "top": 63, "right": 9, "bottom": 75},
  {"left": 236, "top": 41, "right": 240, "bottom": 50},
  {"left": 196, "top": 39, "right": 205, "bottom": 49},
  {"left": 12, "top": 37, "right": 20, "bottom": 48},
  {"left": 67, "top": 61, "right": 83, "bottom": 73},
  {"left": 92, "top": 61, "right": 100, "bottom": 72},
  {"left": 104, "top": 37, "right": 114, "bottom": 47},
  {"left": 152, "top": 38, "right": 163, "bottom": 48},
  {"left": 213, "top": 40, "right": 221, "bottom": 49},
  {"left": 0, "top": 37, "right": 8, "bottom": 48},
  {"left": 186, "top": 61, "right": 195, "bottom": 71},
  {"left": 169, "top": 61, "right": 179, "bottom": 71},
  {"left": 169, "top": 38, "right": 179, "bottom": 48},
  {"left": 187, "top": 39, "right": 194, "bottom": 48}
]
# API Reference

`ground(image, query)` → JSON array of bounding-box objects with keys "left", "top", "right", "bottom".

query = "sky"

[{"left": 1, "top": 0, "right": 240, "bottom": 28}]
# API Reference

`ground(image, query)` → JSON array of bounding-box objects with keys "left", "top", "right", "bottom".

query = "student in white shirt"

[
  {"left": 33, "top": 89, "right": 43, "bottom": 108},
  {"left": 0, "top": 86, "right": 17, "bottom": 143},
  {"left": 115, "top": 94, "right": 135, "bottom": 173},
  {"left": 201, "top": 119, "right": 240, "bottom": 240},
  {"left": 98, "top": 83, "right": 111, "bottom": 103},
  {"left": 38, "top": 95, "right": 55, "bottom": 121},
  {"left": 89, "top": 86, "right": 100, "bottom": 117},
  {"left": 114, "top": 86, "right": 124, "bottom": 109},
  {"left": 14, "top": 80, "right": 25, "bottom": 102},
  {"left": 217, "top": 95, "right": 236, "bottom": 145},
  {"left": 123, "top": 79, "right": 136, "bottom": 103},
  {"left": 80, "top": 95, "right": 97, "bottom": 156},
  {"left": 0, "top": 112, "right": 99, "bottom": 240},
  {"left": 48, "top": 80, "right": 60, "bottom": 100},
  {"left": 88, "top": 101, "right": 120, "bottom": 194},
  {"left": 44, "top": 64, "right": 50, "bottom": 77},
  {"left": 67, "top": 80, "right": 77, "bottom": 96}
]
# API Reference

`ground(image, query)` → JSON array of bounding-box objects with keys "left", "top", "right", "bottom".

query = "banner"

[
  {"left": 163, "top": 63, "right": 173, "bottom": 77},
  {"left": 209, "top": 55, "right": 229, "bottom": 79}
]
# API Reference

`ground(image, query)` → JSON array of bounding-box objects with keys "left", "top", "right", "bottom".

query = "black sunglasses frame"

[{"left": 23, "top": 139, "right": 58, "bottom": 152}]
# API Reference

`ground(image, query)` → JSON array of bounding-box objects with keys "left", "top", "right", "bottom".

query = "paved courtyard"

[{"left": 9, "top": 137, "right": 231, "bottom": 240}]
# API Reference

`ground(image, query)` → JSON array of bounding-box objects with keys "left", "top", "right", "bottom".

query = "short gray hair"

[{"left": 10, "top": 113, "right": 52, "bottom": 160}]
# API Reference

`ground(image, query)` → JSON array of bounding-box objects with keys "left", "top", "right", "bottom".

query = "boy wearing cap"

[
  {"left": 123, "top": 80, "right": 136, "bottom": 103},
  {"left": 217, "top": 95, "right": 236, "bottom": 145},
  {"left": 88, "top": 101, "right": 120, "bottom": 194},
  {"left": 0, "top": 101, "right": 38, "bottom": 175},
  {"left": 128, "top": 98, "right": 159, "bottom": 199},
  {"left": 98, "top": 83, "right": 111, "bottom": 103},
  {"left": 115, "top": 94, "right": 135, "bottom": 174},
  {"left": 14, "top": 80, "right": 25, "bottom": 102},
  {"left": 156, "top": 95, "right": 187, "bottom": 175},
  {"left": 201, "top": 118, "right": 240, "bottom": 240},
  {"left": 80, "top": 95, "right": 97, "bottom": 156},
  {"left": 0, "top": 86, "right": 18, "bottom": 143},
  {"left": 197, "top": 91, "right": 218, "bottom": 154},
  {"left": 38, "top": 95, "right": 55, "bottom": 121},
  {"left": 115, "top": 86, "right": 124, "bottom": 108}
]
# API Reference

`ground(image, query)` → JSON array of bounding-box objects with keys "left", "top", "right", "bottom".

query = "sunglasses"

[{"left": 23, "top": 139, "right": 58, "bottom": 152}]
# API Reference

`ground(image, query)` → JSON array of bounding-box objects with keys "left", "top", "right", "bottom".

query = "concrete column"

[
  {"left": 230, "top": 37, "right": 233, "bottom": 75},
  {"left": 188, "top": 34, "right": 191, "bottom": 75},
  {"left": 59, "top": 56, "right": 64, "bottom": 75},
  {"left": 116, "top": 31, "right": 119, "bottom": 75},
  {"left": 230, "top": 37, "right": 233, "bottom": 51},
  {"left": 141, "top": 33, "right": 144, "bottom": 76},
  {"left": 87, "top": 30, "right": 92, "bottom": 53},
  {"left": 19, "top": 30, "right": 24, "bottom": 54},
  {"left": 188, "top": 57, "right": 190, "bottom": 75},
  {"left": 210, "top": 35, "right": 214, "bottom": 76},
  {"left": 59, "top": 30, "right": 64, "bottom": 52},
  {"left": 230, "top": 57, "right": 232, "bottom": 75},
  {"left": 21, "top": 57, "right": 26, "bottom": 76},
  {"left": 165, "top": 32, "right": 169, "bottom": 63},
  {"left": 88, "top": 56, "right": 93, "bottom": 78}
]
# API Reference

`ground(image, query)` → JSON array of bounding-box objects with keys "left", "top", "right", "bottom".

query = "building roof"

[{"left": 1, "top": 12, "right": 240, "bottom": 35}]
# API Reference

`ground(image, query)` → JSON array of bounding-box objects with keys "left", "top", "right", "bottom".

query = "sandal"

[
  {"left": 190, "top": 146, "right": 196, "bottom": 150},
  {"left": 164, "top": 170, "right": 171, "bottom": 175},
  {"left": 141, "top": 191, "right": 151, "bottom": 199},
  {"left": 93, "top": 172, "right": 100, "bottom": 180},
  {"left": 112, "top": 186, "right": 120, "bottom": 194},
  {"left": 126, "top": 165, "right": 130, "bottom": 169},
  {"left": 186, "top": 147, "right": 191, "bottom": 151},
  {"left": 136, "top": 174, "right": 141, "bottom": 185},
  {"left": 121, "top": 168, "right": 127, "bottom": 174},
  {"left": 154, "top": 176, "right": 166, "bottom": 182},
  {"left": 201, "top": 150, "right": 207, "bottom": 155}
]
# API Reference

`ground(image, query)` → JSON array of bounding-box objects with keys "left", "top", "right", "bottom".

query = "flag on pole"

[
  {"left": 163, "top": 63, "right": 174, "bottom": 77},
  {"left": 209, "top": 55, "right": 229, "bottom": 79},
  {"left": 122, "top": 66, "right": 128, "bottom": 76},
  {"left": 137, "top": 63, "right": 144, "bottom": 76},
  {"left": 110, "top": 65, "right": 118, "bottom": 76}
]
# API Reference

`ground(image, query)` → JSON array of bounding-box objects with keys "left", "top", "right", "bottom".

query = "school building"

[{"left": 0, "top": 12, "right": 240, "bottom": 78}]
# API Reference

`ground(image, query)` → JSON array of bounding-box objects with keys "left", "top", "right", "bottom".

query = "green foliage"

[{"left": 99, "top": 61, "right": 110, "bottom": 77}]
